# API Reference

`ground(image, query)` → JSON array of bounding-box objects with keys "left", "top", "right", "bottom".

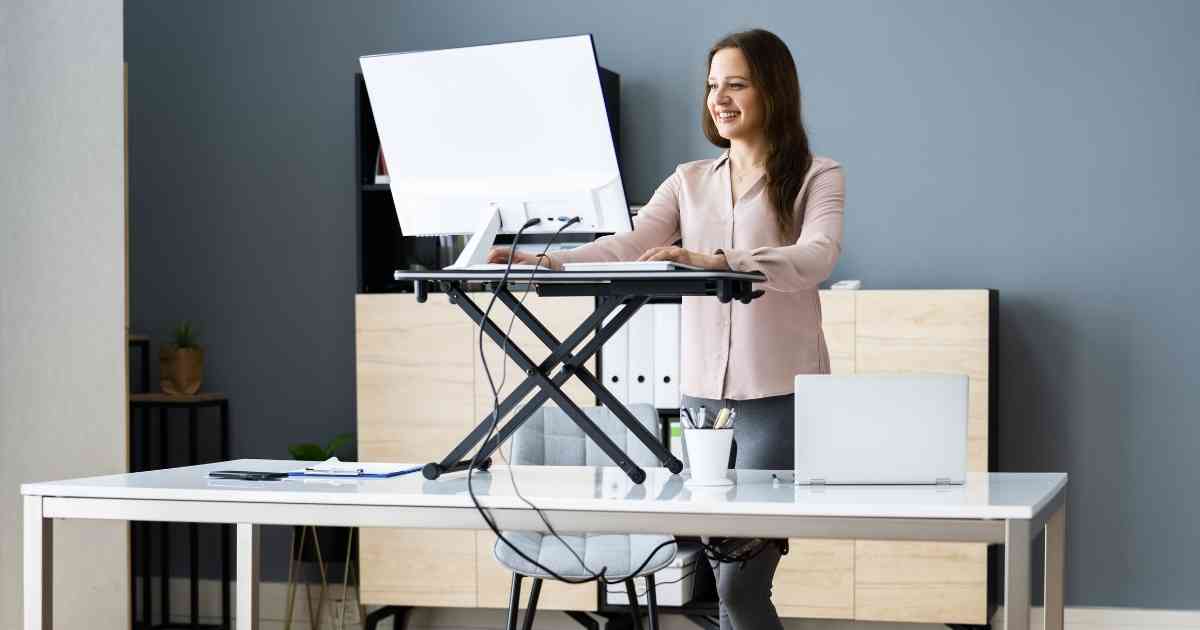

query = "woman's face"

[{"left": 707, "top": 47, "right": 764, "bottom": 143}]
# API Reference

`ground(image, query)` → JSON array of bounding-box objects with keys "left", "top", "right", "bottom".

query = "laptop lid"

[{"left": 793, "top": 374, "right": 969, "bottom": 485}]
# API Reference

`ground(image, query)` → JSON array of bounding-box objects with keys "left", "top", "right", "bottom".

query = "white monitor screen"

[{"left": 360, "top": 35, "right": 631, "bottom": 236}]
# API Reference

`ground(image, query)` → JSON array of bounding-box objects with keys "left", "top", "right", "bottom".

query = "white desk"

[{"left": 22, "top": 460, "right": 1067, "bottom": 630}]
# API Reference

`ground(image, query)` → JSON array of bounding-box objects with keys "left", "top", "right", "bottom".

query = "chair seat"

[{"left": 494, "top": 531, "right": 677, "bottom": 580}]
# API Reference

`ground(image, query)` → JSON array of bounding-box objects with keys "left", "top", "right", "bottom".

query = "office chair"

[{"left": 493, "top": 403, "right": 676, "bottom": 630}]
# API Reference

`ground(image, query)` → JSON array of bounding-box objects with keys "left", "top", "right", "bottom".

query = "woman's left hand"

[{"left": 637, "top": 246, "right": 729, "bottom": 270}]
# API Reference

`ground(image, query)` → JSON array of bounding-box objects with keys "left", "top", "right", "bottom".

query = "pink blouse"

[{"left": 550, "top": 153, "right": 845, "bottom": 400}]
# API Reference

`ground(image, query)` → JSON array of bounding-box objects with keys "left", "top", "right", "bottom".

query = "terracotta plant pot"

[{"left": 159, "top": 345, "right": 204, "bottom": 395}]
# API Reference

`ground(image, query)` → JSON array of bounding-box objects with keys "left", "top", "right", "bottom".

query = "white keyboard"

[
  {"left": 454, "top": 263, "right": 544, "bottom": 271},
  {"left": 562, "top": 261, "right": 704, "bottom": 272}
]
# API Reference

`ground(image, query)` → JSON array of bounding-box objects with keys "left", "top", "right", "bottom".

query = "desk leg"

[
  {"left": 189, "top": 407, "right": 200, "bottom": 628},
  {"left": 221, "top": 400, "right": 232, "bottom": 630},
  {"left": 140, "top": 406, "right": 152, "bottom": 628},
  {"left": 161, "top": 406, "right": 171, "bottom": 626},
  {"left": 1004, "top": 519, "right": 1031, "bottom": 630},
  {"left": 23, "top": 495, "right": 52, "bottom": 630},
  {"left": 236, "top": 523, "right": 260, "bottom": 630},
  {"left": 1045, "top": 505, "right": 1066, "bottom": 630}
]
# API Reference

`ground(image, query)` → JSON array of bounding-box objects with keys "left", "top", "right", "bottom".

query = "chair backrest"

[{"left": 508, "top": 404, "right": 661, "bottom": 467}]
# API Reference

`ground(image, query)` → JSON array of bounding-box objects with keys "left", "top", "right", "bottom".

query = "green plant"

[
  {"left": 171, "top": 321, "right": 200, "bottom": 349},
  {"left": 288, "top": 432, "right": 354, "bottom": 462}
]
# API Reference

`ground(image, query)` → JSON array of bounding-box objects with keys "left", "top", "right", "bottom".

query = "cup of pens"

[{"left": 681, "top": 406, "right": 736, "bottom": 487}]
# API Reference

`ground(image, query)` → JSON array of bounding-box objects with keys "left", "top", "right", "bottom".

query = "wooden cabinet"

[
  {"left": 356, "top": 294, "right": 478, "bottom": 606},
  {"left": 853, "top": 541, "right": 988, "bottom": 623},
  {"left": 849, "top": 291, "right": 993, "bottom": 624},
  {"left": 356, "top": 292, "right": 598, "bottom": 610},
  {"left": 855, "top": 291, "right": 991, "bottom": 473},
  {"left": 792, "top": 290, "right": 995, "bottom": 624},
  {"left": 355, "top": 289, "right": 996, "bottom": 622},
  {"left": 772, "top": 539, "right": 856, "bottom": 619}
]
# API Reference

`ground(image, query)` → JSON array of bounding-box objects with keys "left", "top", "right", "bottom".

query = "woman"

[{"left": 490, "top": 28, "right": 843, "bottom": 630}]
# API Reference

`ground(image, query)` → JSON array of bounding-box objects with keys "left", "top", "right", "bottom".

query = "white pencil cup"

[{"left": 683, "top": 428, "right": 734, "bottom": 486}]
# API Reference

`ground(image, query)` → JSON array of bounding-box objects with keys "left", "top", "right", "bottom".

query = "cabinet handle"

[
  {"left": 663, "top": 376, "right": 671, "bottom": 384},
  {"left": 637, "top": 375, "right": 646, "bottom": 383},
  {"left": 611, "top": 376, "right": 619, "bottom": 383}
]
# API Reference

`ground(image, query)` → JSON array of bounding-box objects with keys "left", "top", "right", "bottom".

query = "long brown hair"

[{"left": 702, "top": 29, "right": 813, "bottom": 239}]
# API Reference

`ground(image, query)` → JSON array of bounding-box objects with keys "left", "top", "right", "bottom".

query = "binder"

[
  {"left": 653, "top": 303, "right": 681, "bottom": 409},
  {"left": 627, "top": 307, "right": 656, "bottom": 405},
  {"left": 601, "top": 311, "right": 629, "bottom": 403}
]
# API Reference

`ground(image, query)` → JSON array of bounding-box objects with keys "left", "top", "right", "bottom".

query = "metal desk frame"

[{"left": 393, "top": 269, "right": 766, "bottom": 484}]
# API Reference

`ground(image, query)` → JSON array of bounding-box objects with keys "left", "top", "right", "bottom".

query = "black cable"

[
  {"left": 463, "top": 219, "right": 767, "bottom": 586},
  {"left": 625, "top": 568, "right": 696, "bottom": 600},
  {"left": 492, "top": 220, "right": 598, "bottom": 575},
  {"left": 467, "top": 216, "right": 612, "bottom": 584},
  {"left": 471, "top": 218, "right": 685, "bottom": 585}
]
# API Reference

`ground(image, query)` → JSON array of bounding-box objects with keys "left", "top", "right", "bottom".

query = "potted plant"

[
  {"left": 288, "top": 433, "right": 355, "bottom": 562},
  {"left": 159, "top": 321, "right": 204, "bottom": 395}
]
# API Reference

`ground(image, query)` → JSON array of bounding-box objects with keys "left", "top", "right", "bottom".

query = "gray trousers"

[{"left": 682, "top": 393, "right": 794, "bottom": 630}]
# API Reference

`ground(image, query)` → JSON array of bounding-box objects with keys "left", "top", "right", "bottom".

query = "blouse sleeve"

[
  {"left": 718, "top": 163, "right": 845, "bottom": 292},
  {"left": 548, "top": 169, "right": 683, "bottom": 265}
]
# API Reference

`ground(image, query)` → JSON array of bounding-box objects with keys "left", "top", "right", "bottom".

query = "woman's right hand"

[{"left": 486, "top": 247, "right": 560, "bottom": 270}]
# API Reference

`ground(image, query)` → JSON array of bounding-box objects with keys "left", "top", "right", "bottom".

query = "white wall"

[{"left": 0, "top": 1, "right": 128, "bottom": 628}]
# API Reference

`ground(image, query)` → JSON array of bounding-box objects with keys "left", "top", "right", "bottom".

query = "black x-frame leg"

[{"left": 422, "top": 283, "right": 683, "bottom": 484}]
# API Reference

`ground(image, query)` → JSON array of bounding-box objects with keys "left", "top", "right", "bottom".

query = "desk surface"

[{"left": 23, "top": 459, "right": 1065, "bottom": 521}]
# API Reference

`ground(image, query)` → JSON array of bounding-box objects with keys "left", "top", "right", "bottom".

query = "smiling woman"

[
  {"left": 702, "top": 30, "right": 814, "bottom": 241},
  {"left": 489, "top": 31, "right": 843, "bottom": 629}
]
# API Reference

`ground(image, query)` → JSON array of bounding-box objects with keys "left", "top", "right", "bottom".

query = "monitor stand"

[{"left": 445, "top": 205, "right": 502, "bottom": 270}]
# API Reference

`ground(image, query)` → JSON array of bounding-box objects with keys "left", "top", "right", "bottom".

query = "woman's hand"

[
  {"left": 637, "top": 246, "right": 729, "bottom": 270},
  {"left": 486, "top": 247, "right": 560, "bottom": 270}
]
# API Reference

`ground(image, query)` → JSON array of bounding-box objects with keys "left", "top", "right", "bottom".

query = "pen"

[
  {"left": 680, "top": 407, "right": 696, "bottom": 429},
  {"left": 304, "top": 465, "right": 364, "bottom": 476}
]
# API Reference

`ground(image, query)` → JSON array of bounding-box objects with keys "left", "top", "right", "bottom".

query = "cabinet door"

[
  {"left": 851, "top": 290, "right": 991, "bottom": 624},
  {"left": 855, "top": 290, "right": 990, "bottom": 472},
  {"left": 356, "top": 294, "right": 477, "bottom": 606},
  {"left": 818, "top": 291, "right": 856, "bottom": 375},
  {"left": 772, "top": 539, "right": 855, "bottom": 619},
  {"left": 853, "top": 541, "right": 987, "bottom": 624}
]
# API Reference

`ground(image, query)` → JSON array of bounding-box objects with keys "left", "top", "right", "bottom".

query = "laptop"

[{"left": 793, "top": 374, "right": 968, "bottom": 485}]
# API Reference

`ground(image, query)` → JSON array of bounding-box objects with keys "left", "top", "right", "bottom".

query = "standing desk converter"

[
  {"left": 21, "top": 461, "right": 1067, "bottom": 630},
  {"left": 392, "top": 269, "right": 766, "bottom": 484}
]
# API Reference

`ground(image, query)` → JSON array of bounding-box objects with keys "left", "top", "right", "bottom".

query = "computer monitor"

[{"left": 359, "top": 35, "right": 632, "bottom": 268}]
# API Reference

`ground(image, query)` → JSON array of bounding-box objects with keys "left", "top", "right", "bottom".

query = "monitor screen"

[{"left": 360, "top": 35, "right": 631, "bottom": 236}]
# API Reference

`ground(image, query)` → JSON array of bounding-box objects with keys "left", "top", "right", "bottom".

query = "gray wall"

[
  {"left": 1, "top": 2, "right": 128, "bottom": 628},
  {"left": 125, "top": 0, "right": 1200, "bottom": 608}
]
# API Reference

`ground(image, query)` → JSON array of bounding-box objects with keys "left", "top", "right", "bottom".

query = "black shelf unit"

[{"left": 355, "top": 67, "right": 624, "bottom": 294}]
